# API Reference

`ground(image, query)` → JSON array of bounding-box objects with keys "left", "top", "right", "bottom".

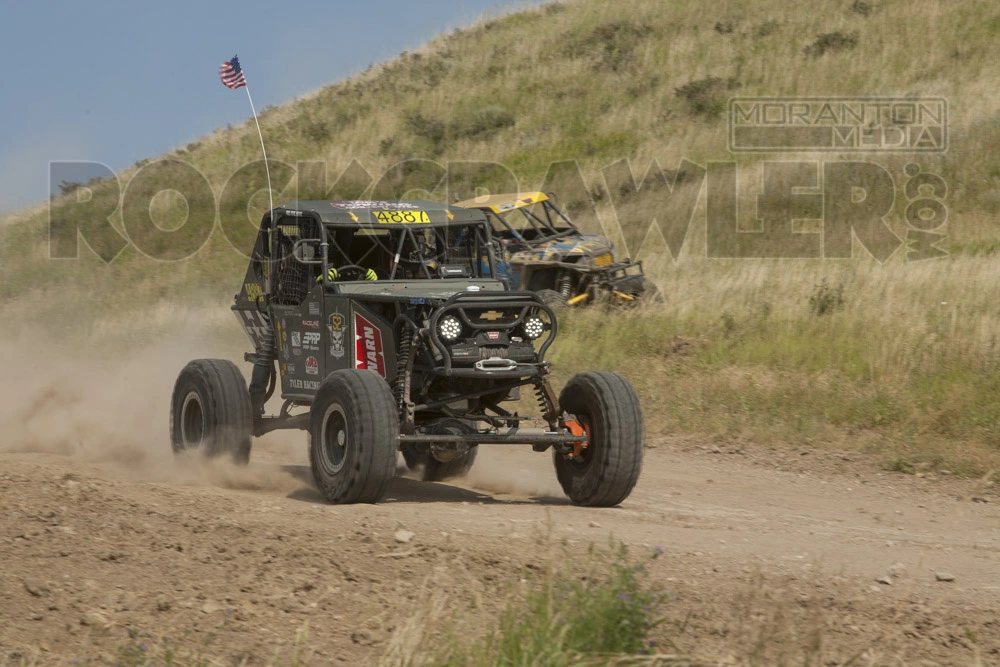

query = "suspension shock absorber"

[
  {"left": 558, "top": 271, "right": 573, "bottom": 299},
  {"left": 249, "top": 320, "right": 276, "bottom": 416},
  {"left": 393, "top": 329, "right": 412, "bottom": 410},
  {"left": 393, "top": 327, "right": 419, "bottom": 432},
  {"left": 533, "top": 379, "right": 558, "bottom": 426}
]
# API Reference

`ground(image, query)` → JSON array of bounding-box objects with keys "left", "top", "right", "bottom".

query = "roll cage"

[{"left": 253, "top": 207, "right": 503, "bottom": 306}]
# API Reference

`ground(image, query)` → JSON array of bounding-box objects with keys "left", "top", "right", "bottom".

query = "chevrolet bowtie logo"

[{"left": 479, "top": 310, "right": 505, "bottom": 321}]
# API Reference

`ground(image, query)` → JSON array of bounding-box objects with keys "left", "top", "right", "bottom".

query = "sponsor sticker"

[
  {"left": 308, "top": 301, "right": 320, "bottom": 315},
  {"left": 328, "top": 311, "right": 346, "bottom": 359},
  {"left": 303, "top": 331, "right": 321, "bottom": 351},
  {"left": 354, "top": 313, "right": 386, "bottom": 378},
  {"left": 288, "top": 378, "right": 320, "bottom": 390},
  {"left": 330, "top": 200, "right": 419, "bottom": 210},
  {"left": 291, "top": 331, "right": 301, "bottom": 348},
  {"left": 302, "top": 319, "right": 320, "bottom": 329},
  {"left": 244, "top": 282, "right": 263, "bottom": 302},
  {"left": 487, "top": 331, "right": 500, "bottom": 340},
  {"left": 305, "top": 356, "right": 319, "bottom": 375}
]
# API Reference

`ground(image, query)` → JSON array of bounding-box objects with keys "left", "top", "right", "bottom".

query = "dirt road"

[{"left": 2, "top": 433, "right": 999, "bottom": 666}]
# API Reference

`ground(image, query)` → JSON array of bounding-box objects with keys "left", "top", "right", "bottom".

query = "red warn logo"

[{"left": 354, "top": 313, "right": 386, "bottom": 378}]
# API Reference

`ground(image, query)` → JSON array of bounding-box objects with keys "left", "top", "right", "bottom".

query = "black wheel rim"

[
  {"left": 180, "top": 391, "right": 205, "bottom": 447},
  {"left": 319, "top": 404, "right": 349, "bottom": 474}
]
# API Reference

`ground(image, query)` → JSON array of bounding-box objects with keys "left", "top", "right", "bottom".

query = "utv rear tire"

[
  {"left": 170, "top": 359, "right": 253, "bottom": 464},
  {"left": 554, "top": 371, "right": 643, "bottom": 507},
  {"left": 309, "top": 370, "right": 399, "bottom": 504},
  {"left": 537, "top": 289, "right": 569, "bottom": 308}
]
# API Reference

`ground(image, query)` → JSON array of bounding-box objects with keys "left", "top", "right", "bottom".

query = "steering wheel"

[{"left": 333, "top": 264, "right": 368, "bottom": 281}]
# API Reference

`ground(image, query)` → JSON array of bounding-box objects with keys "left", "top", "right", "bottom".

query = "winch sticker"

[{"left": 354, "top": 313, "right": 386, "bottom": 378}]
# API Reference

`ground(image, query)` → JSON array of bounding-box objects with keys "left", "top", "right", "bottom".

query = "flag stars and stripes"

[{"left": 219, "top": 55, "right": 247, "bottom": 90}]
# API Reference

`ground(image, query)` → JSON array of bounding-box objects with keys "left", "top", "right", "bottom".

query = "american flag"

[{"left": 219, "top": 55, "right": 247, "bottom": 90}]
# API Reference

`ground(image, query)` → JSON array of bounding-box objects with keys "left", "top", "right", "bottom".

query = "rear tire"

[
  {"left": 309, "top": 370, "right": 399, "bottom": 504},
  {"left": 537, "top": 289, "right": 569, "bottom": 308},
  {"left": 554, "top": 371, "right": 643, "bottom": 507},
  {"left": 170, "top": 359, "right": 253, "bottom": 464}
]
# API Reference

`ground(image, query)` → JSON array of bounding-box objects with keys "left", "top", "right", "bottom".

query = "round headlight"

[
  {"left": 439, "top": 315, "right": 463, "bottom": 341},
  {"left": 523, "top": 315, "right": 545, "bottom": 340}
]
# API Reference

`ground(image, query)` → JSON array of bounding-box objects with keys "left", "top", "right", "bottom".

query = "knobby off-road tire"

[
  {"left": 554, "top": 371, "right": 644, "bottom": 507},
  {"left": 309, "top": 369, "right": 399, "bottom": 504},
  {"left": 170, "top": 359, "right": 253, "bottom": 465}
]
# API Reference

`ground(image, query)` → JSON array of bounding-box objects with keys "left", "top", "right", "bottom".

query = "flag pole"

[{"left": 242, "top": 83, "right": 274, "bottom": 218}]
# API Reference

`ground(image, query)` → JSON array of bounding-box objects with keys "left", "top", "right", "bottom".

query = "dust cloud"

[
  {"left": 0, "top": 306, "right": 305, "bottom": 495},
  {"left": 464, "top": 447, "right": 564, "bottom": 499}
]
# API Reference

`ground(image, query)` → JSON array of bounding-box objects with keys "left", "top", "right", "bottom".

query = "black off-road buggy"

[
  {"left": 170, "top": 200, "right": 643, "bottom": 506},
  {"left": 455, "top": 192, "right": 657, "bottom": 307}
]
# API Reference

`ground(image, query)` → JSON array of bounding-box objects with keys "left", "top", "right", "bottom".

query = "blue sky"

[{"left": 0, "top": 0, "right": 538, "bottom": 214}]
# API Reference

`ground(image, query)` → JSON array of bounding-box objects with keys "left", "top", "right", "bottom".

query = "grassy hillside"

[{"left": 5, "top": 0, "right": 1000, "bottom": 475}]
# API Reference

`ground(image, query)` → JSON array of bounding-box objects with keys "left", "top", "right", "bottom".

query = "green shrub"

[
  {"left": 404, "top": 111, "right": 447, "bottom": 146},
  {"left": 440, "top": 544, "right": 667, "bottom": 666}
]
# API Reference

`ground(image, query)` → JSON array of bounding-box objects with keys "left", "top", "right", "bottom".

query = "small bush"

[
  {"left": 675, "top": 76, "right": 737, "bottom": 118},
  {"left": 851, "top": 0, "right": 873, "bottom": 17},
  {"left": 885, "top": 457, "right": 915, "bottom": 474},
  {"left": 714, "top": 20, "right": 736, "bottom": 35},
  {"left": 808, "top": 279, "right": 846, "bottom": 316},
  {"left": 453, "top": 106, "right": 516, "bottom": 139},
  {"left": 404, "top": 111, "right": 447, "bottom": 146},
  {"left": 754, "top": 20, "right": 780, "bottom": 37},
  {"left": 804, "top": 31, "right": 859, "bottom": 57},
  {"left": 566, "top": 21, "right": 653, "bottom": 72}
]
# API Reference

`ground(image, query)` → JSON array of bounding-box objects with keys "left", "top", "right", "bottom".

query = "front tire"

[
  {"left": 554, "top": 371, "right": 643, "bottom": 507},
  {"left": 170, "top": 359, "right": 253, "bottom": 464},
  {"left": 309, "top": 370, "right": 399, "bottom": 504}
]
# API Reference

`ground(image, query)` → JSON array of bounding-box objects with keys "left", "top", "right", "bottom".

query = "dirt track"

[{"left": 2, "top": 433, "right": 999, "bottom": 666}]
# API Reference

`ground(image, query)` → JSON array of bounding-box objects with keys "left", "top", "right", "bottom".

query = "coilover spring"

[
  {"left": 534, "top": 382, "right": 551, "bottom": 415},
  {"left": 393, "top": 330, "right": 413, "bottom": 410},
  {"left": 558, "top": 271, "right": 573, "bottom": 299}
]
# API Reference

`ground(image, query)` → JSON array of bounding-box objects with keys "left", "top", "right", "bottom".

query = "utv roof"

[
  {"left": 454, "top": 192, "right": 549, "bottom": 214},
  {"left": 273, "top": 200, "right": 486, "bottom": 225}
]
